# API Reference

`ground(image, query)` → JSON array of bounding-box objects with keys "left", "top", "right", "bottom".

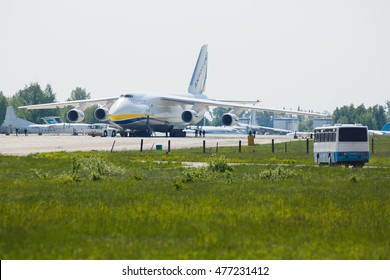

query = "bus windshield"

[{"left": 338, "top": 127, "right": 367, "bottom": 142}]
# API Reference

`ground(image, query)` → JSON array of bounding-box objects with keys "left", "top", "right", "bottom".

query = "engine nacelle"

[
  {"left": 221, "top": 113, "right": 239, "bottom": 126},
  {"left": 181, "top": 110, "right": 202, "bottom": 124},
  {"left": 94, "top": 107, "right": 109, "bottom": 121},
  {"left": 67, "top": 109, "right": 85, "bottom": 122}
]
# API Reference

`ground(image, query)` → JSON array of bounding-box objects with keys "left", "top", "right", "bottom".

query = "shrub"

[
  {"left": 34, "top": 156, "right": 126, "bottom": 182},
  {"left": 348, "top": 174, "right": 363, "bottom": 183},
  {"left": 131, "top": 172, "right": 145, "bottom": 181},
  {"left": 75, "top": 156, "right": 126, "bottom": 180},
  {"left": 172, "top": 179, "right": 187, "bottom": 190},
  {"left": 258, "top": 167, "right": 299, "bottom": 180},
  {"left": 183, "top": 167, "right": 210, "bottom": 182},
  {"left": 208, "top": 155, "right": 233, "bottom": 173}
]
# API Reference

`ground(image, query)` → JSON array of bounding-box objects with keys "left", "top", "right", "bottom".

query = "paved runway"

[{"left": 0, "top": 134, "right": 297, "bottom": 155}]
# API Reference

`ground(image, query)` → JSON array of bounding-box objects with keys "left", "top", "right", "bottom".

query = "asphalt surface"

[{"left": 0, "top": 134, "right": 298, "bottom": 156}]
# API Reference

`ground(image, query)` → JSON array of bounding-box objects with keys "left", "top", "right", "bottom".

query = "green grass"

[{"left": 0, "top": 137, "right": 389, "bottom": 259}]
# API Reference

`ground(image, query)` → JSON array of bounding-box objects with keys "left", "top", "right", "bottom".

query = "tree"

[
  {"left": 44, "top": 84, "right": 56, "bottom": 103},
  {"left": 386, "top": 101, "right": 390, "bottom": 122},
  {"left": 332, "top": 102, "right": 387, "bottom": 130},
  {"left": 255, "top": 111, "right": 274, "bottom": 128},
  {"left": 0, "top": 91, "right": 8, "bottom": 125},
  {"left": 9, "top": 83, "right": 59, "bottom": 123},
  {"left": 298, "top": 119, "right": 314, "bottom": 132},
  {"left": 372, "top": 105, "right": 387, "bottom": 129},
  {"left": 210, "top": 107, "right": 231, "bottom": 126},
  {"left": 84, "top": 105, "right": 99, "bottom": 124},
  {"left": 67, "top": 87, "right": 91, "bottom": 101},
  {"left": 63, "top": 87, "right": 96, "bottom": 123}
]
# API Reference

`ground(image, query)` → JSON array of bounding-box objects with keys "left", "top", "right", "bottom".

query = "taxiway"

[{"left": 0, "top": 134, "right": 298, "bottom": 156}]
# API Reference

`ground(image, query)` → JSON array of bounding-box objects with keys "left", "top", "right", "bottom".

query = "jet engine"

[
  {"left": 94, "top": 107, "right": 109, "bottom": 121},
  {"left": 221, "top": 113, "right": 239, "bottom": 126},
  {"left": 67, "top": 109, "right": 85, "bottom": 122},
  {"left": 181, "top": 110, "right": 202, "bottom": 124}
]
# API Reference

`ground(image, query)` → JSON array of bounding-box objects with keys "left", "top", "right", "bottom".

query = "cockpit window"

[{"left": 120, "top": 94, "right": 134, "bottom": 98}]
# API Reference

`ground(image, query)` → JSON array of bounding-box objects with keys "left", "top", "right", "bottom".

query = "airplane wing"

[
  {"left": 18, "top": 93, "right": 329, "bottom": 118},
  {"left": 18, "top": 97, "right": 118, "bottom": 110},
  {"left": 236, "top": 123, "right": 292, "bottom": 134},
  {"left": 161, "top": 95, "right": 329, "bottom": 117}
]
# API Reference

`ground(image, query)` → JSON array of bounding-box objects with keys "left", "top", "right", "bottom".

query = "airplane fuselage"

[
  {"left": 108, "top": 92, "right": 207, "bottom": 133},
  {"left": 25, "top": 123, "right": 91, "bottom": 135}
]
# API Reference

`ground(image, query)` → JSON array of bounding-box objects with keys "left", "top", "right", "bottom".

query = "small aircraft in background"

[
  {"left": 19, "top": 45, "right": 327, "bottom": 137},
  {"left": 185, "top": 125, "right": 242, "bottom": 135},
  {"left": 2, "top": 106, "right": 91, "bottom": 135},
  {"left": 368, "top": 123, "right": 390, "bottom": 136}
]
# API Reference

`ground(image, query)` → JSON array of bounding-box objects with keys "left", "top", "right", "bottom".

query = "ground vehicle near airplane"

[
  {"left": 87, "top": 123, "right": 117, "bottom": 137},
  {"left": 313, "top": 124, "right": 369, "bottom": 166},
  {"left": 19, "top": 45, "right": 327, "bottom": 137}
]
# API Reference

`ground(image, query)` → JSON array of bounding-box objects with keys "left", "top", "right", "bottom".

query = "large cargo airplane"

[{"left": 19, "top": 45, "right": 327, "bottom": 137}]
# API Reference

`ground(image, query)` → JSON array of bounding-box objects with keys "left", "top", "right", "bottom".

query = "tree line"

[
  {"left": 1, "top": 83, "right": 390, "bottom": 130},
  {"left": 332, "top": 103, "right": 390, "bottom": 130},
  {"left": 0, "top": 83, "right": 97, "bottom": 124}
]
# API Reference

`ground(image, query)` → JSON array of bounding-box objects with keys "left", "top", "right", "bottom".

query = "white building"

[
  {"left": 273, "top": 117, "right": 299, "bottom": 131},
  {"left": 313, "top": 118, "right": 333, "bottom": 128}
]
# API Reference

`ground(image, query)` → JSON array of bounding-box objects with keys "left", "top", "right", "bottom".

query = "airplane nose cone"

[
  {"left": 109, "top": 98, "right": 131, "bottom": 116},
  {"left": 108, "top": 96, "right": 149, "bottom": 127}
]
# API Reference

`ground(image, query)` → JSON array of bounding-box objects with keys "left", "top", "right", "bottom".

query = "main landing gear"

[
  {"left": 119, "top": 130, "right": 152, "bottom": 137},
  {"left": 169, "top": 129, "right": 186, "bottom": 137},
  {"left": 119, "top": 129, "right": 186, "bottom": 137}
]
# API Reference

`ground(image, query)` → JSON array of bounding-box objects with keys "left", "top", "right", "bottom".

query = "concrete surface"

[{"left": 0, "top": 134, "right": 298, "bottom": 156}]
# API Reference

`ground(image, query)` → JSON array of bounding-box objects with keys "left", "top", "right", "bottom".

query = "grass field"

[{"left": 0, "top": 137, "right": 389, "bottom": 259}]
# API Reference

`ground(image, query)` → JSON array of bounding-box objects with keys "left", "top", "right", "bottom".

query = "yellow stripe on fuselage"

[{"left": 109, "top": 114, "right": 149, "bottom": 121}]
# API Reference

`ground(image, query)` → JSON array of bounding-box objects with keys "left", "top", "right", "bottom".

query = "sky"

[{"left": 1, "top": 0, "right": 390, "bottom": 113}]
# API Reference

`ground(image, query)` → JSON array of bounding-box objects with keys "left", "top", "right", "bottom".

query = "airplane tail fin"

[
  {"left": 188, "top": 45, "right": 208, "bottom": 95},
  {"left": 249, "top": 110, "right": 257, "bottom": 126},
  {"left": 3, "top": 106, "right": 35, "bottom": 127},
  {"left": 381, "top": 122, "right": 390, "bottom": 132},
  {"left": 4, "top": 106, "right": 17, "bottom": 123}
]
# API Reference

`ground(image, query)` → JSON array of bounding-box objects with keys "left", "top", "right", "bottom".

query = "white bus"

[{"left": 313, "top": 124, "right": 369, "bottom": 166}]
